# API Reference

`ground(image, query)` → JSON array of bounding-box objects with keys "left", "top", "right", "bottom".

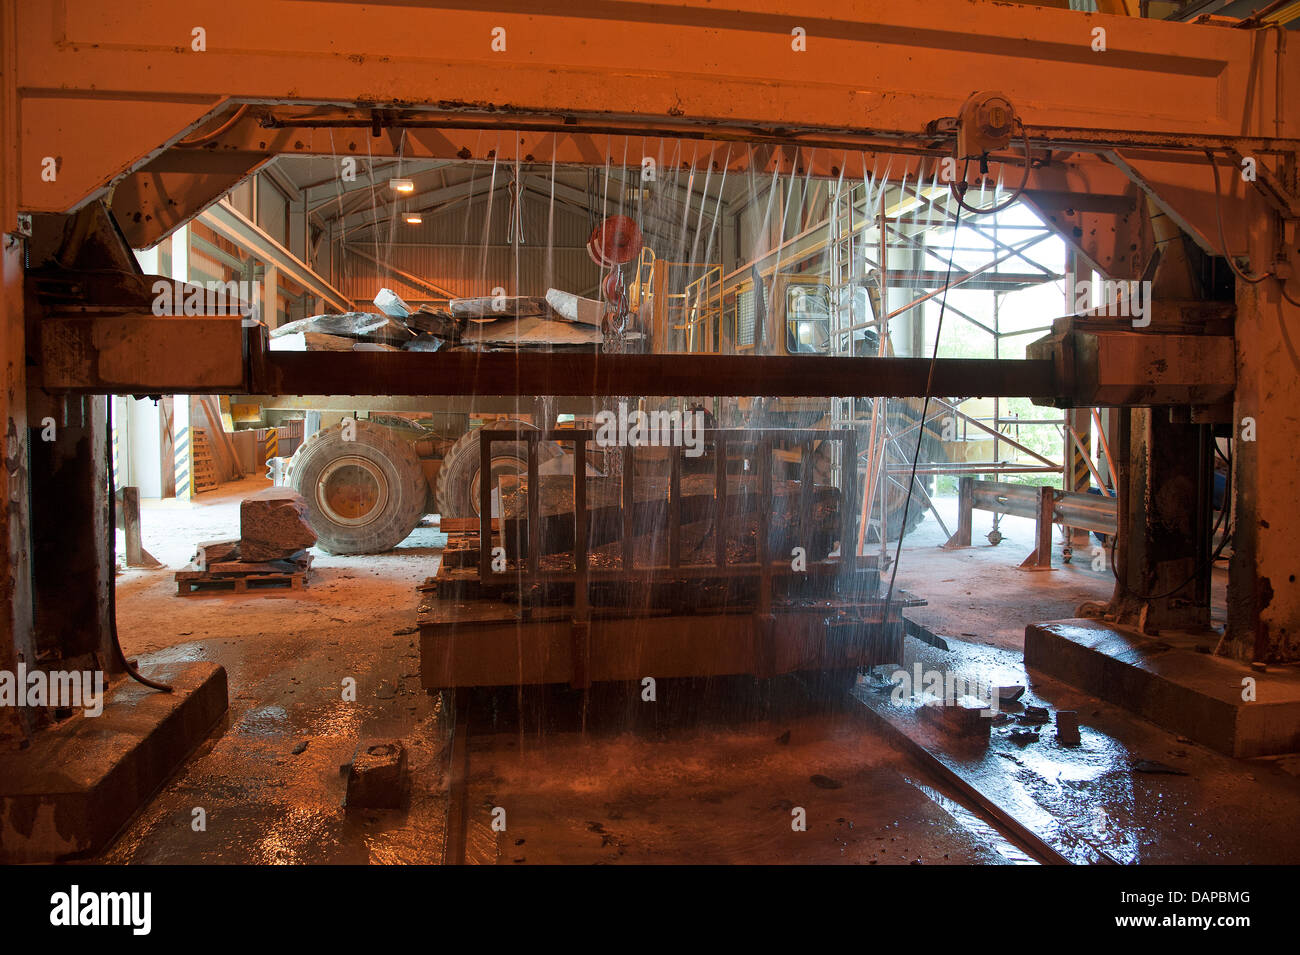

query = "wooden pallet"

[
  {"left": 175, "top": 559, "right": 311, "bottom": 596},
  {"left": 192, "top": 427, "right": 219, "bottom": 494}
]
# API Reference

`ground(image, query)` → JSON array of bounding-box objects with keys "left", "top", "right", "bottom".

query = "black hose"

[{"left": 949, "top": 122, "right": 1031, "bottom": 217}]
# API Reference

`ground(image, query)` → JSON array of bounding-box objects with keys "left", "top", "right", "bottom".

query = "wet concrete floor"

[
  {"left": 449, "top": 679, "right": 1026, "bottom": 864},
  {"left": 861, "top": 636, "right": 1300, "bottom": 865}
]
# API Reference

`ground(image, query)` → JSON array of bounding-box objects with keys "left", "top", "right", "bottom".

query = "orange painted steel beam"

[{"left": 7, "top": 0, "right": 1298, "bottom": 232}]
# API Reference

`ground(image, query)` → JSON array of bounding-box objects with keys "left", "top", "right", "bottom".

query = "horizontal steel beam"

[
  {"left": 31, "top": 312, "right": 1056, "bottom": 398},
  {"left": 249, "top": 346, "right": 1057, "bottom": 399},
  {"left": 241, "top": 394, "right": 599, "bottom": 415},
  {"left": 34, "top": 314, "right": 1231, "bottom": 407}
]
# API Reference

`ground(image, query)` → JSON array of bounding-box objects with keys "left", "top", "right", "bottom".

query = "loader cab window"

[{"left": 786, "top": 284, "right": 831, "bottom": 354}]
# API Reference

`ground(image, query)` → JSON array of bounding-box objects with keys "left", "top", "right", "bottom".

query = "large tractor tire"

[
  {"left": 809, "top": 400, "right": 946, "bottom": 544},
  {"left": 285, "top": 420, "right": 429, "bottom": 554},
  {"left": 435, "top": 420, "right": 564, "bottom": 519}
]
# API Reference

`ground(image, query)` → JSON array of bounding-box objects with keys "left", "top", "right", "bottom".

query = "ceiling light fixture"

[{"left": 390, "top": 178, "right": 415, "bottom": 193}]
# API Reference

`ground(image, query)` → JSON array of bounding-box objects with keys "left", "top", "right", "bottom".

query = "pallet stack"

[{"left": 176, "top": 547, "right": 313, "bottom": 595}]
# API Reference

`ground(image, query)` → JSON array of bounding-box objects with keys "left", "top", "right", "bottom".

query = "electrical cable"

[
  {"left": 883, "top": 163, "right": 967, "bottom": 613},
  {"left": 1205, "top": 149, "right": 1272, "bottom": 285},
  {"left": 949, "top": 121, "right": 1031, "bottom": 217},
  {"left": 1205, "top": 149, "right": 1300, "bottom": 365},
  {"left": 1205, "top": 148, "right": 1300, "bottom": 305},
  {"left": 105, "top": 400, "right": 174, "bottom": 693},
  {"left": 176, "top": 105, "right": 249, "bottom": 147}
]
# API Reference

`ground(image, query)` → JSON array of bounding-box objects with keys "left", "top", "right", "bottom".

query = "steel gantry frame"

[{"left": 3, "top": 0, "right": 1300, "bottom": 735}]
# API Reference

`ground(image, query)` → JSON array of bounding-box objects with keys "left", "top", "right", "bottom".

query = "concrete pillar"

[
  {"left": 169, "top": 225, "right": 188, "bottom": 281},
  {"left": 127, "top": 397, "right": 163, "bottom": 498}
]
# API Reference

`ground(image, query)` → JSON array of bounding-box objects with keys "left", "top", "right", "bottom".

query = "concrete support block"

[
  {"left": 1026, "top": 619, "right": 1300, "bottom": 757},
  {"left": 0, "top": 661, "right": 228, "bottom": 861}
]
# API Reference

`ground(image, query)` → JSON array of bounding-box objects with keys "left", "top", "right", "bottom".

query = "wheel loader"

[{"left": 252, "top": 264, "right": 950, "bottom": 554}]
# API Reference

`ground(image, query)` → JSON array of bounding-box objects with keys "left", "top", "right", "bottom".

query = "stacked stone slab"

[{"left": 266, "top": 288, "right": 605, "bottom": 356}]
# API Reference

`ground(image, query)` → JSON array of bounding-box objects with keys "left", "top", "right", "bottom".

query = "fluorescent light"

[
  {"left": 390, "top": 178, "right": 415, "bottom": 193},
  {"left": 404, "top": 213, "right": 423, "bottom": 225}
]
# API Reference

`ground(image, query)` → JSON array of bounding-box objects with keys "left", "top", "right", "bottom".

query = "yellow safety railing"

[{"left": 671, "top": 264, "right": 724, "bottom": 353}]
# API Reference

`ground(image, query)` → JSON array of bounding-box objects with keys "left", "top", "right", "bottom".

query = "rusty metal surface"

[
  {"left": 251, "top": 348, "right": 1059, "bottom": 399},
  {"left": 1084, "top": 332, "right": 1236, "bottom": 406},
  {"left": 1028, "top": 317, "right": 1235, "bottom": 407},
  {"left": 37, "top": 313, "right": 247, "bottom": 393},
  {"left": 417, "top": 600, "right": 905, "bottom": 688},
  {"left": 112, "top": 150, "right": 271, "bottom": 249}
]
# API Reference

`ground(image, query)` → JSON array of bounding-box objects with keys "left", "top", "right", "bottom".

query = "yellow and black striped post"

[{"left": 263, "top": 427, "right": 279, "bottom": 465}]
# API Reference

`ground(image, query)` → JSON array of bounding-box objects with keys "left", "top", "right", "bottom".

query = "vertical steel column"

[
  {"left": 1194, "top": 423, "right": 1213, "bottom": 610},
  {"left": 757, "top": 436, "right": 772, "bottom": 615},
  {"left": 571, "top": 436, "right": 590, "bottom": 689},
  {"left": 840, "top": 429, "right": 857, "bottom": 581},
  {"left": 526, "top": 431, "right": 540, "bottom": 578},
  {"left": 477, "top": 431, "right": 494, "bottom": 582},
  {"left": 621, "top": 445, "right": 635, "bottom": 572},
  {"left": 714, "top": 431, "right": 728, "bottom": 568},
  {"left": 1121, "top": 410, "right": 1210, "bottom": 630},
  {"left": 669, "top": 446, "right": 681, "bottom": 570}
]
